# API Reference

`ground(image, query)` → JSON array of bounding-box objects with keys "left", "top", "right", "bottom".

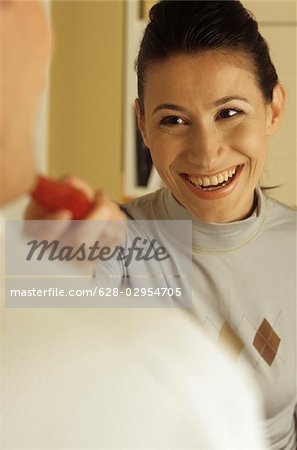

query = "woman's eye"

[
  {"left": 216, "top": 108, "right": 243, "bottom": 120},
  {"left": 160, "top": 116, "right": 186, "bottom": 126}
]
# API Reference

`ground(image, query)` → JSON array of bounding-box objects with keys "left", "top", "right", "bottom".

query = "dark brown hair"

[{"left": 135, "top": 0, "right": 279, "bottom": 115}]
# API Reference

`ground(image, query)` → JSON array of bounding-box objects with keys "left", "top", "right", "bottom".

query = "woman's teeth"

[{"left": 187, "top": 167, "right": 237, "bottom": 189}]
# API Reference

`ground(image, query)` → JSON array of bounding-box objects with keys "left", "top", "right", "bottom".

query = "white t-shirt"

[{"left": 0, "top": 213, "right": 267, "bottom": 449}]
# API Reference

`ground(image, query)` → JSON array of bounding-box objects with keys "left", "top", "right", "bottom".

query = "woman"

[
  {"left": 21, "top": 0, "right": 295, "bottom": 447},
  {"left": 119, "top": 1, "right": 296, "bottom": 449}
]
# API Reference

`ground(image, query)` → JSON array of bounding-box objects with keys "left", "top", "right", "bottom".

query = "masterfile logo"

[
  {"left": 26, "top": 237, "right": 169, "bottom": 267},
  {"left": 5, "top": 219, "right": 192, "bottom": 308}
]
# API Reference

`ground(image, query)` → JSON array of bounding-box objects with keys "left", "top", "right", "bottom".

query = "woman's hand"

[{"left": 24, "top": 176, "right": 127, "bottom": 248}]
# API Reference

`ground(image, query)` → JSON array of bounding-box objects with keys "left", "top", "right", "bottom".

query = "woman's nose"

[{"left": 186, "top": 125, "right": 223, "bottom": 169}]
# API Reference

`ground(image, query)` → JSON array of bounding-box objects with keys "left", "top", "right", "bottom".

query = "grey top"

[{"left": 122, "top": 187, "right": 297, "bottom": 450}]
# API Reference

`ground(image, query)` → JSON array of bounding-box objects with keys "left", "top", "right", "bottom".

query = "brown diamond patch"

[
  {"left": 253, "top": 319, "right": 281, "bottom": 366},
  {"left": 219, "top": 321, "right": 244, "bottom": 358}
]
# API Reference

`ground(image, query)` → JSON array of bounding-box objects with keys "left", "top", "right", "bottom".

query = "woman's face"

[{"left": 136, "top": 52, "right": 284, "bottom": 222}]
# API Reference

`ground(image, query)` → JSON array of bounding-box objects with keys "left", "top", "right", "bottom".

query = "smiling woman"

[
  {"left": 119, "top": 1, "right": 297, "bottom": 449},
  {"left": 135, "top": 51, "right": 284, "bottom": 222}
]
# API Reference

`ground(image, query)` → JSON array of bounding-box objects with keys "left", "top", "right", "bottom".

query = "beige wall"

[
  {"left": 243, "top": 1, "right": 296, "bottom": 206},
  {"left": 48, "top": 1, "right": 124, "bottom": 201}
]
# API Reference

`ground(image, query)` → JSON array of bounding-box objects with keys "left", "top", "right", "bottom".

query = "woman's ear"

[
  {"left": 135, "top": 99, "right": 149, "bottom": 147},
  {"left": 266, "top": 84, "right": 286, "bottom": 136}
]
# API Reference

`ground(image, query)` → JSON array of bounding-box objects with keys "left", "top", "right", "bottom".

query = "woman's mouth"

[{"left": 180, "top": 165, "right": 244, "bottom": 200}]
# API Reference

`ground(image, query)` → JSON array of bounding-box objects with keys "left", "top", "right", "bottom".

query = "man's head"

[{"left": 0, "top": 0, "right": 51, "bottom": 206}]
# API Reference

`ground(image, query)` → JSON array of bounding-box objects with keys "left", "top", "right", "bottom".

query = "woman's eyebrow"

[
  {"left": 211, "top": 96, "right": 249, "bottom": 107},
  {"left": 152, "top": 96, "right": 250, "bottom": 115},
  {"left": 152, "top": 103, "right": 187, "bottom": 115}
]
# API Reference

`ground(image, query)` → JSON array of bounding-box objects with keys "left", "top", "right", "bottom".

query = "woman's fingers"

[
  {"left": 66, "top": 191, "right": 127, "bottom": 249},
  {"left": 22, "top": 213, "right": 71, "bottom": 242},
  {"left": 24, "top": 199, "right": 72, "bottom": 220},
  {"left": 24, "top": 177, "right": 127, "bottom": 256}
]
